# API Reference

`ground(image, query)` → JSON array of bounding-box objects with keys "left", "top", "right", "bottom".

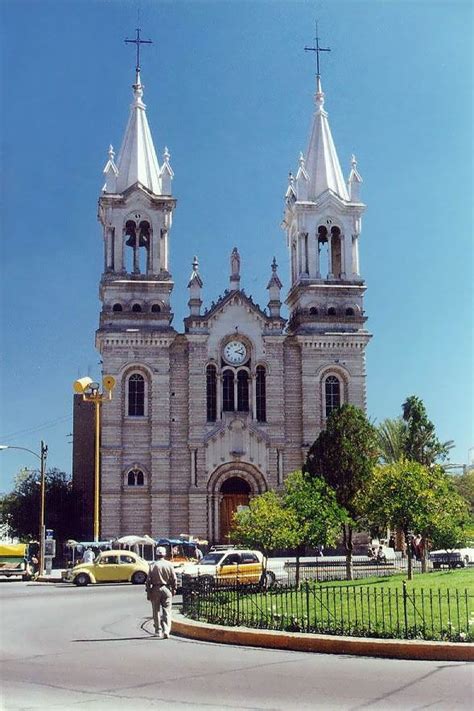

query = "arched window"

[
  {"left": 309, "top": 307, "right": 318, "bottom": 316},
  {"left": 127, "top": 468, "right": 145, "bottom": 486},
  {"left": 128, "top": 373, "right": 145, "bottom": 416},
  {"left": 206, "top": 365, "right": 217, "bottom": 422},
  {"left": 222, "top": 369, "right": 235, "bottom": 412},
  {"left": 256, "top": 365, "right": 266, "bottom": 422},
  {"left": 113, "top": 303, "right": 123, "bottom": 312},
  {"left": 132, "top": 303, "right": 142, "bottom": 313},
  {"left": 345, "top": 307, "right": 354, "bottom": 316},
  {"left": 325, "top": 375, "right": 341, "bottom": 418},
  {"left": 151, "top": 304, "right": 161, "bottom": 313},
  {"left": 328, "top": 307, "right": 336, "bottom": 316},
  {"left": 237, "top": 370, "right": 249, "bottom": 412}
]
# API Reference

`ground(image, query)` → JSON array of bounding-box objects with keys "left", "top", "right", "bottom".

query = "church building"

[{"left": 77, "top": 51, "right": 371, "bottom": 543}]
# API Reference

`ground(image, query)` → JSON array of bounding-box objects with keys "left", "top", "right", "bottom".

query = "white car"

[{"left": 429, "top": 548, "right": 474, "bottom": 569}]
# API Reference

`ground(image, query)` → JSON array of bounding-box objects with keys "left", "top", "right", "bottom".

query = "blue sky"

[{"left": 1, "top": 0, "right": 472, "bottom": 492}]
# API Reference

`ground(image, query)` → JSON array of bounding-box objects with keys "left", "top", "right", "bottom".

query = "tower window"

[
  {"left": 345, "top": 307, "right": 354, "bottom": 316},
  {"left": 237, "top": 370, "right": 249, "bottom": 412},
  {"left": 132, "top": 303, "right": 142, "bottom": 313},
  {"left": 328, "top": 307, "right": 336, "bottom": 316},
  {"left": 309, "top": 307, "right": 318, "bottom": 316},
  {"left": 325, "top": 375, "right": 341, "bottom": 418},
  {"left": 113, "top": 303, "right": 123, "bottom": 312},
  {"left": 206, "top": 365, "right": 217, "bottom": 422},
  {"left": 128, "top": 373, "right": 145, "bottom": 416},
  {"left": 151, "top": 304, "right": 161, "bottom": 313},
  {"left": 127, "top": 468, "right": 145, "bottom": 486},
  {"left": 222, "top": 369, "right": 235, "bottom": 412},
  {"left": 256, "top": 365, "right": 266, "bottom": 422}
]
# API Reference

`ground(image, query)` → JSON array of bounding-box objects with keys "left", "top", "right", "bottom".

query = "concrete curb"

[{"left": 173, "top": 612, "right": 474, "bottom": 662}]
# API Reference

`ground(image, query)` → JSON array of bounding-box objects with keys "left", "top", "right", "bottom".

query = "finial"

[
  {"left": 125, "top": 27, "right": 152, "bottom": 75},
  {"left": 304, "top": 22, "right": 331, "bottom": 79},
  {"left": 288, "top": 171, "right": 294, "bottom": 185},
  {"left": 299, "top": 152, "right": 305, "bottom": 168},
  {"left": 108, "top": 144, "right": 115, "bottom": 161},
  {"left": 351, "top": 154, "right": 357, "bottom": 168},
  {"left": 164, "top": 146, "right": 171, "bottom": 162},
  {"left": 271, "top": 257, "right": 278, "bottom": 273},
  {"left": 192, "top": 255, "right": 199, "bottom": 272}
]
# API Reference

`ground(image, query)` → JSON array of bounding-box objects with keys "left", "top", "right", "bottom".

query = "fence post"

[
  {"left": 305, "top": 581, "right": 310, "bottom": 632},
  {"left": 402, "top": 580, "right": 408, "bottom": 638}
]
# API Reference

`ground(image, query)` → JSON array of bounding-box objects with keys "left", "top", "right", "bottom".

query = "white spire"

[
  {"left": 114, "top": 71, "right": 163, "bottom": 195},
  {"left": 304, "top": 77, "right": 349, "bottom": 201}
]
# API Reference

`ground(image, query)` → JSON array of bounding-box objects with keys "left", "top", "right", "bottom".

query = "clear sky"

[{"left": 0, "top": 0, "right": 472, "bottom": 492}]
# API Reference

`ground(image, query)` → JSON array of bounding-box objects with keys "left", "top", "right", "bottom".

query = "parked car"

[
  {"left": 0, "top": 542, "right": 36, "bottom": 581},
  {"left": 180, "top": 549, "right": 271, "bottom": 589},
  {"left": 429, "top": 548, "right": 474, "bottom": 569},
  {"left": 61, "top": 549, "right": 148, "bottom": 586}
]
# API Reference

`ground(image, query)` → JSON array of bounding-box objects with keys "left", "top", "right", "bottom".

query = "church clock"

[{"left": 223, "top": 340, "right": 248, "bottom": 365}]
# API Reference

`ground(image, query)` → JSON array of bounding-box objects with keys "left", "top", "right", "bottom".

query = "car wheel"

[
  {"left": 22, "top": 573, "right": 32, "bottom": 581},
  {"left": 74, "top": 573, "right": 91, "bottom": 587},
  {"left": 463, "top": 556, "right": 469, "bottom": 568},
  {"left": 131, "top": 571, "right": 147, "bottom": 585},
  {"left": 432, "top": 562, "right": 440, "bottom": 569}
]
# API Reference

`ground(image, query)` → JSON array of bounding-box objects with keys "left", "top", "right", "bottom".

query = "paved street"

[{"left": 0, "top": 581, "right": 472, "bottom": 710}]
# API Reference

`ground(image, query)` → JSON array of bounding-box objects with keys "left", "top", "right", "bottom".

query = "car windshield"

[{"left": 199, "top": 553, "right": 223, "bottom": 565}]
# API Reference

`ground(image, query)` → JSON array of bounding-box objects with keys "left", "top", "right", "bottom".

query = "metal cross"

[
  {"left": 304, "top": 23, "right": 330, "bottom": 78},
  {"left": 125, "top": 27, "right": 152, "bottom": 73}
]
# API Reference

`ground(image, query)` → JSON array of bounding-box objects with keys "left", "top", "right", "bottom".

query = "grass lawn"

[{"left": 186, "top": 569, "right": 474, "bottom": 642}]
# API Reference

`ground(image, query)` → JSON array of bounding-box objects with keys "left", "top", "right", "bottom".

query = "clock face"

[{"left": 223, "top": 340, "right": 248, "bottom": 365}]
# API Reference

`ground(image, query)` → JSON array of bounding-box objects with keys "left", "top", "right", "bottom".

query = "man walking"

[{"left": 146, "top": 546, "right": 177, "bottom": 638}]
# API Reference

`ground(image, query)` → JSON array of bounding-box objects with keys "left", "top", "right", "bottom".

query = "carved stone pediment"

[{"left": 205, "top": 414, "right": 269, "bottom": 475}]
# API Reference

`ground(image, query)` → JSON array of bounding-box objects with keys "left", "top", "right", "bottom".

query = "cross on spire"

[
  {"left": 304, "top": 22, "right": 330, "bottom": 78},
  {"left": 125, "top": 27, "right": 152, "bottom": 74}
]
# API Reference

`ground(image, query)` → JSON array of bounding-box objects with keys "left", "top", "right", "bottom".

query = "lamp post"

[
  {"left": 0, "top": 441, "right": 48, "bottom": 575},
  {"left": 73, "top": 376, "right": 115, "bottom": 542}
]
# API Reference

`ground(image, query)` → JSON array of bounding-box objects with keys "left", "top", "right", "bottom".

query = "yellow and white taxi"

[
  {"left": 62, "top": 550, "right": 148, "bottom": 586},
  {"left": 180, "top": 549, "right": 272, "bottom": 589}
]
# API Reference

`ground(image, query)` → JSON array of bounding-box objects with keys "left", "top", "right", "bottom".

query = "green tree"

[
  {"left": 231, "top": 490, "right": 296, "bottom": 563},
  {"left": 449, "top": 470, "right": 474, "bottom": 516},
  {"left": 304, "top": 405, "right": 379, "bottom": 580},
  {"left": 282, "top": 471, "right": 348, "bottom": 586},
  {"left": 231, "top": 472, "right": 347, "bottom": 587},
  {"left": 1, "top": 468, "right": 77, "bottom": 545},
  {"left": 402, "top": 395, "right": 453, "bottom": 466},
  {"left": 359, "top": 460, "right": 469, "bottom": 579}
]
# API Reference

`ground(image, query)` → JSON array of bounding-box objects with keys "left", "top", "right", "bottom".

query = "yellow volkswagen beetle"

[{"left": 62, "top": 550, "right": 148, "bottom": 586}]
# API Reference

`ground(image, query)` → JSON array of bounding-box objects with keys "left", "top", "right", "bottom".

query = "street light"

[
  {"left": 73, "top": 375, "right": 116, "bottom": 542},
  {"left": 0, "top": 441, "right": 48, "bottom": 575}
]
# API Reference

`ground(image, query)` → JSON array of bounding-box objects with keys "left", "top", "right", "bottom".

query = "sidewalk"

[{"left": 35, "top": 568, "right": 64, "bottom": 583}]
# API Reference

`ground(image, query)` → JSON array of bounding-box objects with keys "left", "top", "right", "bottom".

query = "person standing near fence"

[{"left": 146, "top": 546, "right": 177, "bottom": 638}]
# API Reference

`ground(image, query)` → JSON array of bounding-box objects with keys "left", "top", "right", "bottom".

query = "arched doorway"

[{"left": 219, "top": 476, "right": 251, "bottom": 544}]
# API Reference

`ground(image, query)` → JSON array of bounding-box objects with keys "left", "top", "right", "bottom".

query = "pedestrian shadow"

[{"left": 72, "top": 617, "right": 158, "bottom": 642}]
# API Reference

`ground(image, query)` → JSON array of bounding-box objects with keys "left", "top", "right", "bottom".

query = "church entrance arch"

[
  {"left": 207, "top": 463, "right": 267, "bottom": 543},
  {"left": 219, "top": 477, "right": 251, "bottom": 544}
]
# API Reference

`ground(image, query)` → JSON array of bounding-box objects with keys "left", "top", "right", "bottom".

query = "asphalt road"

[{"left": 0, "top": 581, "right": 472, "bottom": 711}]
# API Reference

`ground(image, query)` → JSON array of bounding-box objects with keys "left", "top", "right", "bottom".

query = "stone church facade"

[{"left": 83, "top": 65, "right": 370, "bottom": 543}]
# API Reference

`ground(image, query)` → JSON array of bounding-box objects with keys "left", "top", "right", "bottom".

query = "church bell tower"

[{"left": 97, "top": 65, "right": 176, "bottom": 333}]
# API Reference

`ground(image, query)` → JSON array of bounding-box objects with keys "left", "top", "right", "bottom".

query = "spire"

[
  {"left": 113, "top": 70, "right": 163, "bottom": 195},
  {"left": 267, "top": 257, "right": 283, "bottom": 319},
  {"left": 304, "top": 76, "right": 349, "bottom": 201},
  {"left": 188, "top": 255, "right": 203, "bottom": 288},
  {"left": 188, "top": 256, "right": 203, "bottom": 316},
  {"left": 102, "top": 144, "right": 118, "bottom": 193}
]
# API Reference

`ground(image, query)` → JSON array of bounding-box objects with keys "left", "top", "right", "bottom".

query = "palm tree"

[{"left": 376, "top": 418, "right": 407, "bottom": 464}]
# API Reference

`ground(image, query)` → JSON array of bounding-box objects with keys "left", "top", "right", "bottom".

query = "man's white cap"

[{"left": 156, "top": 546, "right": 167, "bottom": 557}]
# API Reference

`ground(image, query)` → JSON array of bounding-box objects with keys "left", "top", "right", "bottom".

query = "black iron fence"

[
  {"left": 267, "top": 555, "right": 418, "bottom": 584},
  {"left": 182, "top": 578, "right": 473, "bottom": 642}
]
